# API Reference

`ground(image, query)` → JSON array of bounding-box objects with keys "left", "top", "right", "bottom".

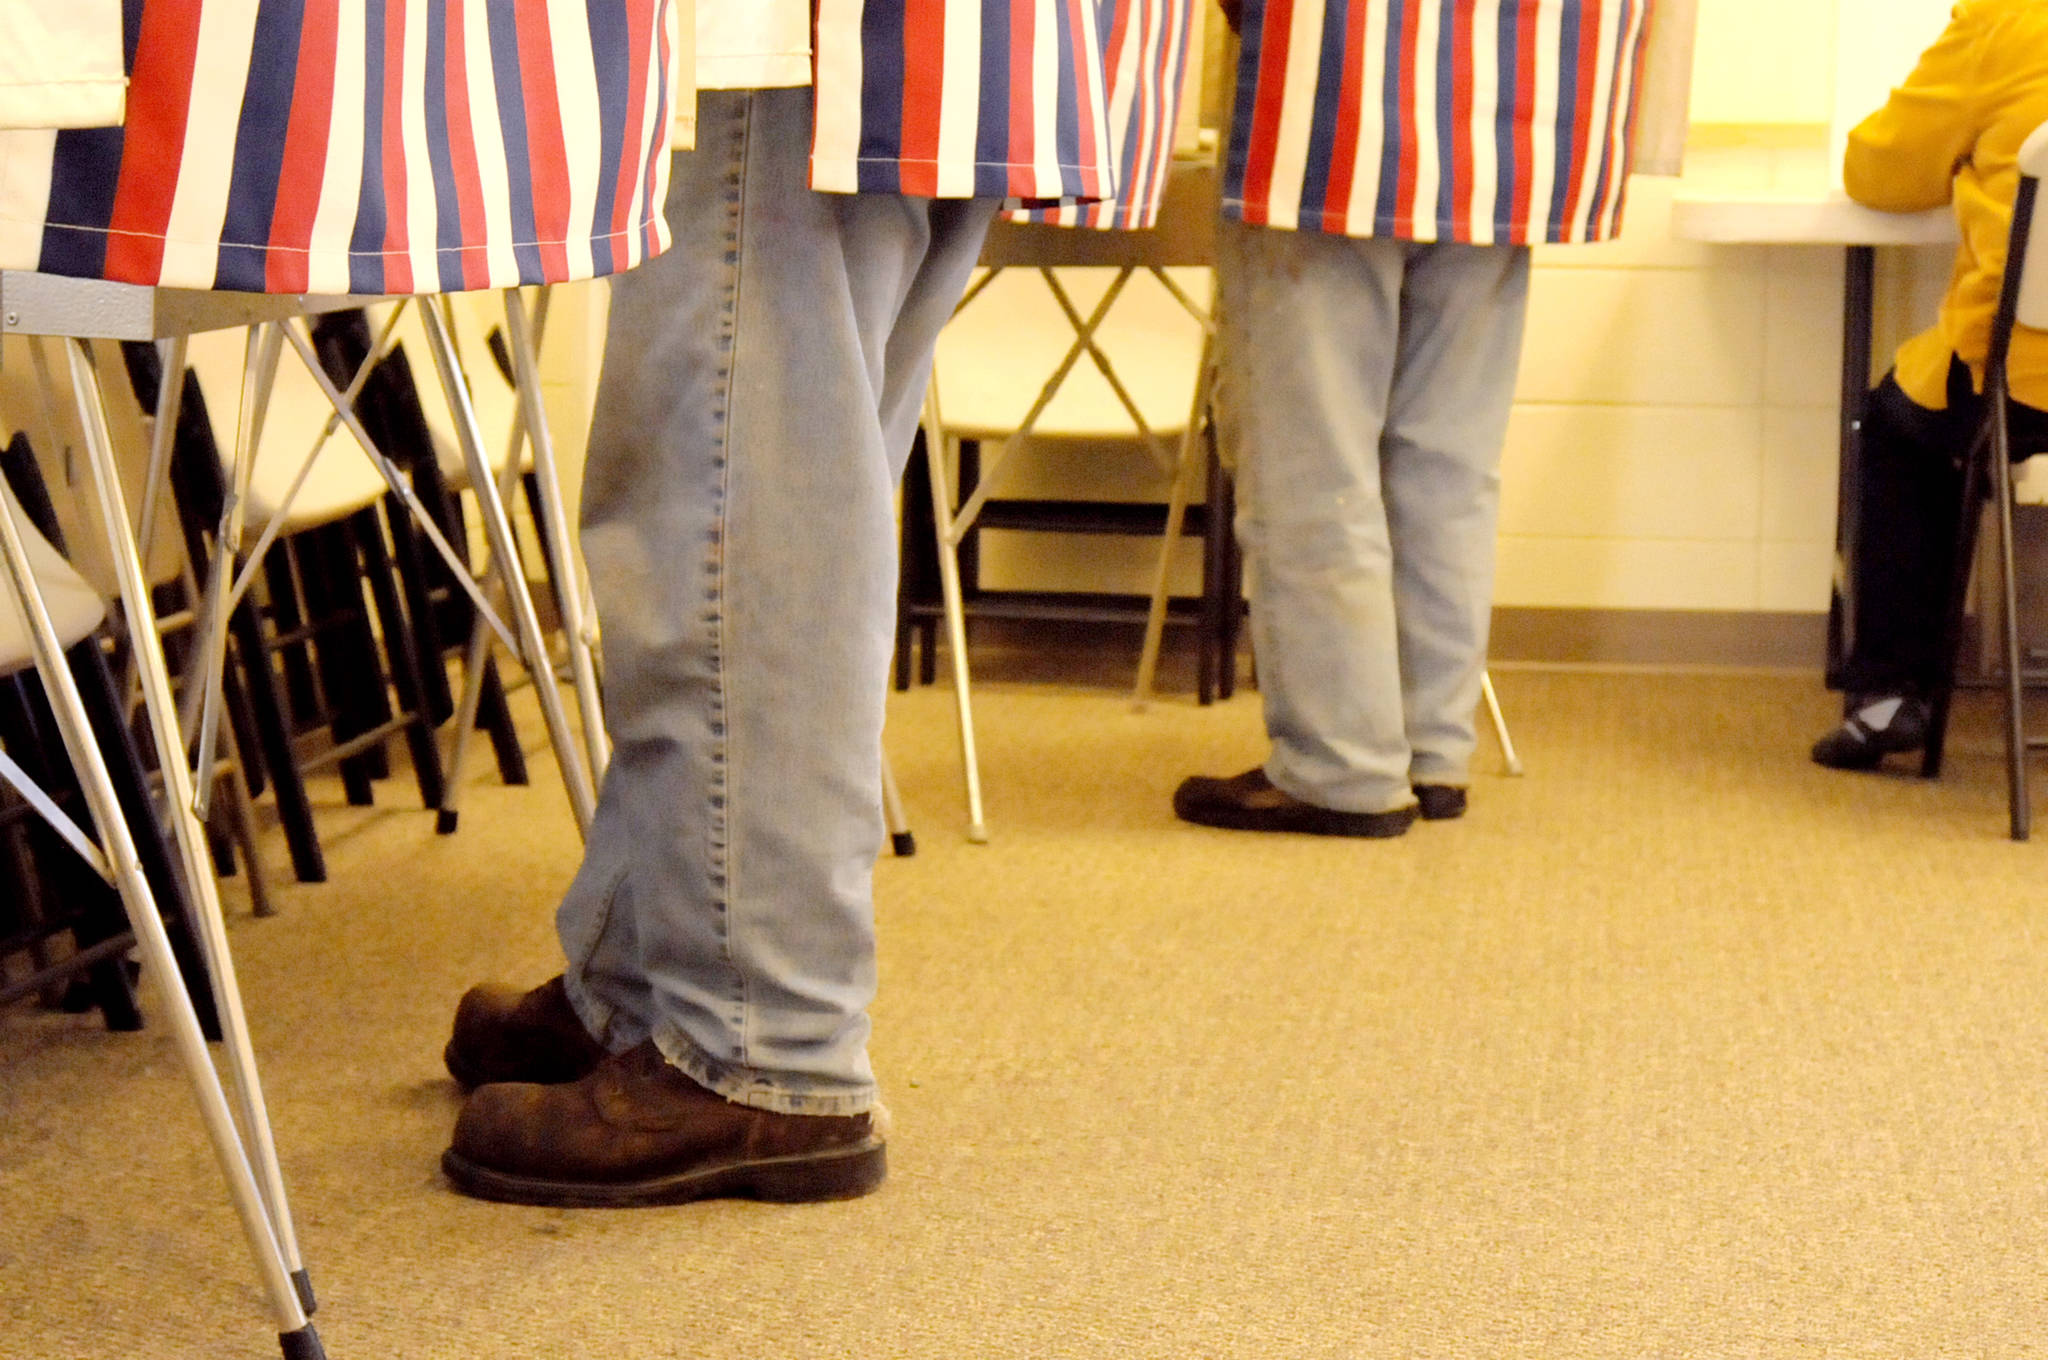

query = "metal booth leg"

[
  {"left": 500, "top": 289, "right": 610, "bottom": 788},
  {"left": 44, "top": 343, "right": 322, "bottom": 1358},
  {"left": 416, "top": 299, "right": 598, "bottom": 835},
  {"left": 919, "top": 392, "right": 990, "bottom": 843},
  {"left": 1482, "top": 670, "right": 1524, "bottom": 777}
]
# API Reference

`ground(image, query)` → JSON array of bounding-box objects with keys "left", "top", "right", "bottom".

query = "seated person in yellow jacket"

[{"left": 1813, "top": 0, "right": 2048, "bottom": 770}]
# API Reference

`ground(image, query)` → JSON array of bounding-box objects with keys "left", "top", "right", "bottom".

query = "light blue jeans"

[
  {"left": 1218, "top": 223, "right": 1531, "bottom": 814},
  {"left": 556, "top": 88, "right": 996, "bottom": 1116}
]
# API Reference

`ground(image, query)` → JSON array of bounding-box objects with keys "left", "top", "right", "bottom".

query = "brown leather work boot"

[
  {"left": 1173, "top": 768, "right": 1417, "bottom": 837},
  {"left": 443, "top": 976, "right": 608, "bottom": 1090},
  {"left": 442, "top": 1041, "right": 887, "bottom": 1207}
]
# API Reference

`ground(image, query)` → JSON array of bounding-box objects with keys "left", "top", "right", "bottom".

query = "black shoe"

[
  {"left": 1810, "top": 695, "right": 1929, "bottom": 771},
  {"left": 1172, "top": 768, "right": 1417, "bottom": 838},
  {"left": 1414, "top": 784, "right": 1467, "bottom": 820}
]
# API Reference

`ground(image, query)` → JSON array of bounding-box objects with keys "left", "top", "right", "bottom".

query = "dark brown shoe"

[
  {"left": 1173, "top": 768, "right": 1417, "bottom": 837},
  {"left": 1413, "top": 784, "right": 1467, "bottom": 820},
  {"left": 442, "top": 1041, "right": 886, "bottom": 1207},
  {"left": 444, "top": 976, "right": 608, "bottom": 1091}
]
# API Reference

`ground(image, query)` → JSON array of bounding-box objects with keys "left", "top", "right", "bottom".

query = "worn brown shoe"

[
  {"left": 1173, "top": 768, "right": 1417, "bottom": 837},
  {"left": 442, "top": 1041, "right": 887, "bottom": 1207},
  {"left": 443, "top": 976, "right": 608, "bottom": 1091}
]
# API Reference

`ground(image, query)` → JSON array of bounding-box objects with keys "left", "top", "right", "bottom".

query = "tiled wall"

[{"left": 1504, "top": 173, "right": 1843, "bottom": 616}]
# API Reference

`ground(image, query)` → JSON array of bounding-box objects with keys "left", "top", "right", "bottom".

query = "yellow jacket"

[{"left": 1845, "top": 0, "right": 2048, "bottom": 411}]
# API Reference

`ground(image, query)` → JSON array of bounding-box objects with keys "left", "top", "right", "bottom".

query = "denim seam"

[{"left": 708, "top": 97, "right": 748, "bottom": 1070}]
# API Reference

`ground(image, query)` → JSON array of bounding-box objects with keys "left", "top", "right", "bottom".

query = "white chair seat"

[
  {"left": 0, "top": 485, "right": 105, "bottom": 674},
  {"left": 184, "top": 329, "right": 389, "bottom": 542}
]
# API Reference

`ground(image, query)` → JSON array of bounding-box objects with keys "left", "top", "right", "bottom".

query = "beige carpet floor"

[{"left": 5, "top": 662, "right": 2048, "bottom": 1358}]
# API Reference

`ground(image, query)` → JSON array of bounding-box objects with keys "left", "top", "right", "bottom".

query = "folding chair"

[{"left": 1923, "top": 121, "right": 2048, "bottom": 840}]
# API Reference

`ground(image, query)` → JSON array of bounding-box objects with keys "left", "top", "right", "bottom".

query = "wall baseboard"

[
  {"left": 1489, "top": 607, "right": 1826, "bottom": 672},
  {"left": 917, "top": 605, "right": 1832, "bottom": 682}
]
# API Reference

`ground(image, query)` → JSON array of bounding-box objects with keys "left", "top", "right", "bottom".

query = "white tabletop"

[{"left": 1667, "top": 136, "right": 1956, "bottom": 246}]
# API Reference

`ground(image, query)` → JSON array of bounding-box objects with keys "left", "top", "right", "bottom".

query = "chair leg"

[
  {"left": 1216, "top": 448, "right": 1244, "bottom": 702},
  {"left": 355, "top": 503, "right": 446, "bottom": 815},
  {"left": 228, "top": 594, "right": 327, "bottom": 883},
  {"left": 1195, "top": 429, "right": 1228, "bottom": 708},
  {"left": 160, "top": 372, "right": 326, "bottom": 882},
  {"left": 1989, "top": 398, "right": 2029, "bottom": 841},
  {"left": 897, "top": 435, "right": 940, "bottom": 692},
  {"left": 474, "top": 657, "right": 529, "bottom": 785},
  {"left": 381, "top": 467, "right": 456, "bottom": 724},
  {"left": 261, "top": 550, "right": 322, "bottom": 727},
  {"left": 297, "top": 525, "right": 385, "bottom": 802}
]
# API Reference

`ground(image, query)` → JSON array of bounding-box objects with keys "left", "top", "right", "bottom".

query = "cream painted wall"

[{"left": 1688, "top": 0, "right": 1834, "bottom": 126}]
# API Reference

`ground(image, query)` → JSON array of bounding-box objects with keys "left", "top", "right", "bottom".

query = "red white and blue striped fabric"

[
  {"left": 809, "top": 0, "right": 1118, "bottom": 207},
  {"left": 1225, "top": 0, "right": 1651, "bottom": 245},
  {"left": 1010, "top": 0, "right": 1196, "bottom": 229},
  {"left": 0, "top": 0, "right": 676, "bottom": 294}
]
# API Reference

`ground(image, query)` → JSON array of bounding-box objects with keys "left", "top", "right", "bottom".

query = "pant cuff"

[{"left": 652, "top": 1022, "right": 878, "bottom": 1117}]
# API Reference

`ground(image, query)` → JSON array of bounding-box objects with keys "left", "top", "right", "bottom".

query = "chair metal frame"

[{"left": 1923, "top": 122, "right": 2048, "bottom": 841}]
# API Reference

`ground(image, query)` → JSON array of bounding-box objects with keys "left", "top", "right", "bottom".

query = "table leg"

[{"left": 1826, "top": 244, "right": 1877, "bottom": 687}]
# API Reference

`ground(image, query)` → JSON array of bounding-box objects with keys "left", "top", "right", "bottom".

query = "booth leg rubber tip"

[
  {"left": 292, "top": 1269, "right": 317, "bottom": 1315},
  {"left": 890, "top": 832, "right": 916, "bottom": 857},
  {"left": 436, "top": 809, "right": 459, "bottom": 835},
  {"left": 279, "top": 1323, "right": 326, "bottom": 1360}
]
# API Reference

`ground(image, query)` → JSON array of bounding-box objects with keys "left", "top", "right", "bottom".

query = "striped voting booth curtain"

[
  {"left": 1226, "top": 0, "right": 1652, "bottom": 245},
  {"left": 810, "top": 0, "right": 1120, "bottom": 207},
  {"left": 0, "top": 0, "right": 678, "bottom": 294},
  {"left": 1005, "top": 0, "right": 1199, "bottom": 230}
]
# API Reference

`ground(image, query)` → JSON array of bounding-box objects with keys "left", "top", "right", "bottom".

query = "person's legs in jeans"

[
  {"left": 1193, "top": 227, "right": 1524, "bottom": 825},
  {"left": 548, "top": 86, "right": 994, "bottom": 1114},
  {"left": 1380, "top": 242, "right": 1530, "bottom": 791},
  {"left": 1218, "top": 223, "right": 1415, "bottom": 817}
]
